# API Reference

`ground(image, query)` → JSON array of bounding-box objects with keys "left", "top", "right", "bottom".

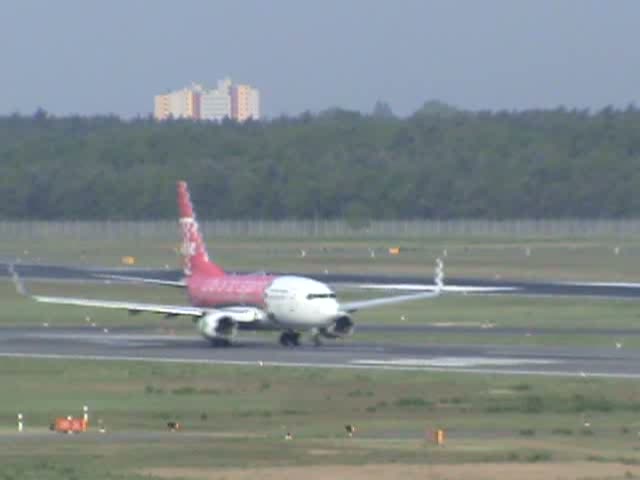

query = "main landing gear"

[
  {"left": 311, "top": 328, "right": 323, "bottom": 347},
  {"left": 279, "top": 331, "right": 301, "bottom": 347}
]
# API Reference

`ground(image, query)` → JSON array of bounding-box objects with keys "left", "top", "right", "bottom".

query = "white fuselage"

[{"left": 264, "top": 276, "right": 340, "bottom": 330}]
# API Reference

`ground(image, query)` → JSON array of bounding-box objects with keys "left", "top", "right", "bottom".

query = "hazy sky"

[{"left": 2, "top": 0, "right": 639, "bottom": 117}]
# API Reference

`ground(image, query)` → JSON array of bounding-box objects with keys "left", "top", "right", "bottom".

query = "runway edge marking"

[{"left": 0, "top": 352, "right": 636, "bottom": 379}]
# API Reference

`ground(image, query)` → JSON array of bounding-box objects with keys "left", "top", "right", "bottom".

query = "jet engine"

[
  {"left": 197, "top": 313, "right": 238, "bottom": 343},
  {"left": 321, "top": 315, "right": 355, "bottom": 338}
]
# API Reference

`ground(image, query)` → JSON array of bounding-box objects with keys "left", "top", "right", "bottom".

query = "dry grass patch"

[{"left": 141, "top": 462, "right": 640, "bottom": 480}]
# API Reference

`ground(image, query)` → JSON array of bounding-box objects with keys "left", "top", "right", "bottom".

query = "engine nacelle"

[
  {"left": 197, "top": 313, "right": 237, "bottom": 341},
  {"left": 321, "top": 315, "right": 355, "bottom": 338}
]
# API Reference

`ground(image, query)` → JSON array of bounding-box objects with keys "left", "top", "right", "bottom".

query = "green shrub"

[
  {"left": 281, "top": 409, "right": 306, "bottom": 416},
  {"left": 233, "top": 410, "right": 272, "bottom": 418},
  {"left": 526, "top": 451, "right": 552, "bottom": 463},
  {"left": 523, "top": 395, "right": 544, "bottom": 413},
  {"left": 393, "top": 397, "right": 433, "bottom": 408},
  {"left": 571, "top": 394, "right": 613, "bottom": 412},
  {"left": 172, "top": 386, "right": 197, "bottom": 395},
  {"left": 347, "top": 389, "right": 374, "bottom": 398},
  {"left": 439, "top": 396, "right": 465, "bottom": 405},
  {"left": 199, "top": 388, "right": 221, "bottom": 395},
  {"left": 586, "top": 454, "right": 608, "bottom": 462},
  {"left": 144, "top": 385, "right": 164, "bottom": 394},
  {"left": 485, "top": 403, "right": 517, "bottom": 413}
]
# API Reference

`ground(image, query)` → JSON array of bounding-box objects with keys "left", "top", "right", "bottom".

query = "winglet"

[
  {"left": 8, "top": 264, "right": 29, "bottom": 297},
  {"left": 434, "top": 258, "right": 444, "bottom": 293}
]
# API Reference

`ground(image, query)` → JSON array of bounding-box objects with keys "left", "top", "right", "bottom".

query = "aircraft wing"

[
  {"left": 29, "top": 295, "right": 262, "bottom": 322},
  {"left": 350, "top": 284, "right": 519, "bottom": 293},
  {"left": 32, "top": 295, "right": 204, "bottom": 317},
  {"left": 339, "top": 258, "right": 444, "bottom": 312},
  {"left": 93, "top": 274, "right": 186, "bottom": 288},
  {"left": 331, "top": 258, "right": 518, "bottom": 294},
  {"left": 340, "top": 290, "right": 441, "bottom": 313},
  {"left": 9, "top": 264, "right": 255, "bottom": 321}
]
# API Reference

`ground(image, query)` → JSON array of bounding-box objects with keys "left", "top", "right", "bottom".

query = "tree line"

[{"left": 1, "top": 103, "right": 640, "bottom": 220}]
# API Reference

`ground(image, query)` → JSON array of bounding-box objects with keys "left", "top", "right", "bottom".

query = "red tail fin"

[{"left": 177, "top": 181, "right": 224, "bottom": 277}]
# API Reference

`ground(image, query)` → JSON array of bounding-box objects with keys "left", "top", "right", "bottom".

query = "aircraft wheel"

[
  {"left": 279, "top": 332, "right": 289, "bottom": 346},
  {"left": 279, "top": 331, "right": 301, "bottom": 347},
  {"left": 311, "top": 329, "right": 323, "bottom": 347}
]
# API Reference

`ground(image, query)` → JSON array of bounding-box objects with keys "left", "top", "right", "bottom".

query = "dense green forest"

[{"left": 1, "top": 104, "right": 640, "bottom": 220}]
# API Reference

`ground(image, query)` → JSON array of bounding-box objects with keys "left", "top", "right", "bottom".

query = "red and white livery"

[{"left": 17, "top": 181, "right": 444, "bottom": 347}]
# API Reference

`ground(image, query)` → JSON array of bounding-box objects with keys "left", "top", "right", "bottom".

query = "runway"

[
  {"left": 4, "top": 262, "right": 640, "bottom": 299},
  {"left": 3, "top": 262, "right": 640, "bottom": 379},
  {"left": 2, "top": 326, "right": 640, "bottom": 379}
]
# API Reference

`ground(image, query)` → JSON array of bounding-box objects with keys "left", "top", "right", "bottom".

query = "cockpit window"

[{"left": 306, "top": 293, "right": 337, "bottom": 300}]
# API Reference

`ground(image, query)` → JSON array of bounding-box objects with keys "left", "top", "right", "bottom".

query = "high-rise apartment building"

[
  {"left": 247, "top": 88, "right": 260, "bottom": 120},
  {"left": 154, "top": 83, "right": 202, "bottom": 120},
  {"left": 154, "top": 79, "right": 259, "bottom": 122},
  {"left": 231, "top": 84, "right": 260, "bottom": 122},
  {"left": 200, "top": 78, "right": 232, "bottom": 121}
]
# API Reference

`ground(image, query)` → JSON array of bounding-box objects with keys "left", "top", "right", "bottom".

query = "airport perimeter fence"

[{"left": 3, "top": 219, "right": 640, "bottom": 240}]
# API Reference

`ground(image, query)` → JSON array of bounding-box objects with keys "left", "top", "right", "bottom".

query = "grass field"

[
  {"left": 4, "top": 232, "right": 637, "bottom": 349},
  {"left": 4, "top": 234, "right": 640, "bottom": 281},
  {"left": 3, "top": 359, "right": 640, "bottom": 479},
  {"left": 4, "top": 234, "right": 640, "bottom": 478},
  {"left": 3, "top": 277, "right": 640, "bottom": 349}
]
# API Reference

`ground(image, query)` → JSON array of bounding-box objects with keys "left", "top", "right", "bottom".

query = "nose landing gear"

[{"left": 279, "top": 331, "right": 301, "bottom": 347}]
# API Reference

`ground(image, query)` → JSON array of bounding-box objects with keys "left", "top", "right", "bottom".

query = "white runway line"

[
  {"left": 16, "top": 332, "right": 199, "bottom": 342},
  {"left": 556, "top": 281, "right": 640, "bottom": 288},
  {"left": 351, "top": 357, "right": 558, "bottom": 368},
  {"left": 0, "top": 351, "right": 635, "bottom": 379}
]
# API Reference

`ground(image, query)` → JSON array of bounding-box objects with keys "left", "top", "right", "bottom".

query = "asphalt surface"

[
  {"left": 1, "top": 326, "right": 640, "bottom": 378},
  {"left": 4, "top": 262, "right": 640, "bottom": 299},
  {"left": 360, "top": 323, "right": 640, "bottom": 336},
  {"left": 3, "top": 262, "right": 640, "bottom": 379}
]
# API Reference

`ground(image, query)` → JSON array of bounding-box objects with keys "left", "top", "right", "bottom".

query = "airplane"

[{"left": 11, "top": 181, "right": 446, "bottom": 347}]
